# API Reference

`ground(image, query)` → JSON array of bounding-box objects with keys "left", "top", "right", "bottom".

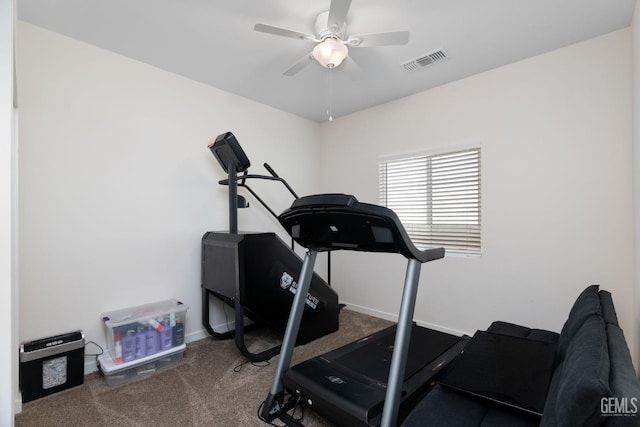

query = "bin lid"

[{"left": 101, "top": 299, "right": 188, "bottom": 327}]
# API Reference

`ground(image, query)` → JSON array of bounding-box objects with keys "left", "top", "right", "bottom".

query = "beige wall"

[
  {"left": 16, "top": 22, "right": 322, "bottom": 374},
  {"left": 320, "top": 29, "right": 635, "bottom": 362}
]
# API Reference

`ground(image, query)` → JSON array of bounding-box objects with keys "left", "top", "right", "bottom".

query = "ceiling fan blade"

[
  {"left": 254, "top": 23, "right": 315, "bottom": 41},
  {"left": 348, "top": 31, "right": 410, "bottom": 47},
  {"left": 327, "top": 0, "right": 352, "bottom": 33},
  {"left": 283, "top": 52, "right": 314, "bottom": 76}
]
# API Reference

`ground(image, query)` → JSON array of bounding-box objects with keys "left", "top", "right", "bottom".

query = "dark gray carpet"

[{"left": 15, "top": 309, "right": 392, "bottom": 427}]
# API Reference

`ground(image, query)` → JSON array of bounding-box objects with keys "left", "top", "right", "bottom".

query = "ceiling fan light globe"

[{"left": 313, "top": 38, "right": 348, "bottom": 69}]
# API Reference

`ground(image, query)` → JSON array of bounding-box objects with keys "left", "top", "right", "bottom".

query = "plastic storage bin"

[
  {"left": 98, "top": 344, "right": 185, "bottom": 386},
  {"left": 100, "top": 299, "right": 187, "bottom": 365}
]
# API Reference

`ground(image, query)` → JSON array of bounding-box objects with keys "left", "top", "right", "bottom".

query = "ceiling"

[{"left": 18, "top": 0, "right": 636, "bottom": 122}]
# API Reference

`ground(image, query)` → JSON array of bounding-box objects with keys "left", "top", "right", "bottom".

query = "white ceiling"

[{"left": 18, "top": 0, "right": 636, "bottom": 122}]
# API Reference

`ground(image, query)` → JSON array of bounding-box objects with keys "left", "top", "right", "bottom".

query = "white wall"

[
  {"left": 16, "top": 22, "right": 321, "bottom": 374},
  {"left": 1, "top": 0, "right": 17, "bottom": 423},
  {"left": 633, "top": 0, "right": 640, "bottom": 370},
  {"left": 320, "top": 29, "right": 635, "bottom": 360}
]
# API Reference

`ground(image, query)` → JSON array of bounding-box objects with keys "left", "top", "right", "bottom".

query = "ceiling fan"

[{"left": 254, "top": 0, "right": 410, "bottom": 76}]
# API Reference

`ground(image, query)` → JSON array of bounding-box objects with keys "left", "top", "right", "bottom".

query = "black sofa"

[{"left": 402, "top": 285, "right": 640, "bottom": 426}]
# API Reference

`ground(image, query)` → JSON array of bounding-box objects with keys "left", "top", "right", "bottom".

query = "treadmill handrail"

[{"left": 278, "top": 193, "right": 444, "bottom": 263}]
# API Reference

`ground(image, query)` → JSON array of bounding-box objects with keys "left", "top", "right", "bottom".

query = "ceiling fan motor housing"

[{"left": 315, "top": 10, "right": 346, "bottom": 41}]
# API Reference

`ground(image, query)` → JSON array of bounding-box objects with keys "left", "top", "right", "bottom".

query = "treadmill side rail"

[
  {"left": 381, "top": 258, "right": 421, "bottom": 427},
  {"left": 261, "top": 250, "right": 318, "bottom": 421}
]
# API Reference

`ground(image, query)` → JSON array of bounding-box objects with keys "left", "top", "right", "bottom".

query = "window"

[{"left": 379, "top": 146, "right": 481, "bottom": 255}]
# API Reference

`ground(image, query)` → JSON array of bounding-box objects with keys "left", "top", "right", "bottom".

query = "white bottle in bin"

[
  {"left": 114, "top": 336, "right": 123, "bottom": 364},
  {"left": 148, "top": 318, "right": 164, "bottom": 332}
]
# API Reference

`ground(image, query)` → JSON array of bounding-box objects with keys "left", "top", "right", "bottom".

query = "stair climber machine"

[
  {"left": 259, "top": 194, "right": 468, "bottom": 427},
  {"left": 201, "top": 132, "right": 341, "bottom": 362}
]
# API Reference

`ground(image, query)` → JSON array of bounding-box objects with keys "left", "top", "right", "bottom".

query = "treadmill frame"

[
  {"left": 262, "top": 252, "right": 430, "bottom": 427},
  {"left": 260, "top": 193, "right": 445, "bottom": 427}
]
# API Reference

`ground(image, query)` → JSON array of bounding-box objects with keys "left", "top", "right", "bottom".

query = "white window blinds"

[{"left": 379, "top": 147, "right": 481, "bottom": 255}]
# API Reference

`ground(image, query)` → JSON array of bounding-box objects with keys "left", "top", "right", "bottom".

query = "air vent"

[{"left": 402, "top": 49, "right": 447, "bottom": 72}]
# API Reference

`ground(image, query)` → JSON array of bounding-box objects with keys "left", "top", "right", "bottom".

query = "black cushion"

[
  {"left": 557, "top": 285, "right": 601, "bottom": 361},
  {"left": 605, "top": 324, "right": 640, "bottom": 427},
  {"left": 487, "top": 321, "right": 559, "bottom": 345},
  {"left": 402, "top": 287, "right": 639, "bottom": 427},
  {"left": 401, "top": 385, "right": 540, "bottom": 427},
  {"left": 599, "top": 291, "right": 619, "bottom": 326},
  {"left": 541, "top": 315, "right": 612, "bottom": 427}
]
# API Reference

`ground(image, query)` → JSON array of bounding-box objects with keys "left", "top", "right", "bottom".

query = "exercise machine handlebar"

[
  {"left": 217, "top": 164, "right": 299, "bottom": 223},
  {"left": 217, "top": 168, "right": 299, "bottom": 200}
]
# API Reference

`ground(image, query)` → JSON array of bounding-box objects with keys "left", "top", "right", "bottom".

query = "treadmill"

[{"left": 260, "top": 193, "right": 467, "bottom": 427}]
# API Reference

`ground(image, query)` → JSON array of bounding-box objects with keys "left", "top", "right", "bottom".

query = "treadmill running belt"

[
  {"left": 282, "top": 324, "right": 466, "bottom": 427},
  {"left": 332, "top": 325, "right": 460, "bottom": 383}
]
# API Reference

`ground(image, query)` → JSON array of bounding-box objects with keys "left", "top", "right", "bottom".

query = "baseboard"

[{"left": 342, "top": 301, "right": 471, "bottom": 338}]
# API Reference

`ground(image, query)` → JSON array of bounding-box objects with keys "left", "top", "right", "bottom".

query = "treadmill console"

[{"left": 279, "top": 193, "right": 444, "bottom": 263}]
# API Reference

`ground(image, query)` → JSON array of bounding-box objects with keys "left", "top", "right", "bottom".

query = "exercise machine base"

[
  {"left": 282, "top": 324, "right": 468, "bottom": 427},
  {"left": 201, "top": 231, "right": 340, "bottom": 361}
]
